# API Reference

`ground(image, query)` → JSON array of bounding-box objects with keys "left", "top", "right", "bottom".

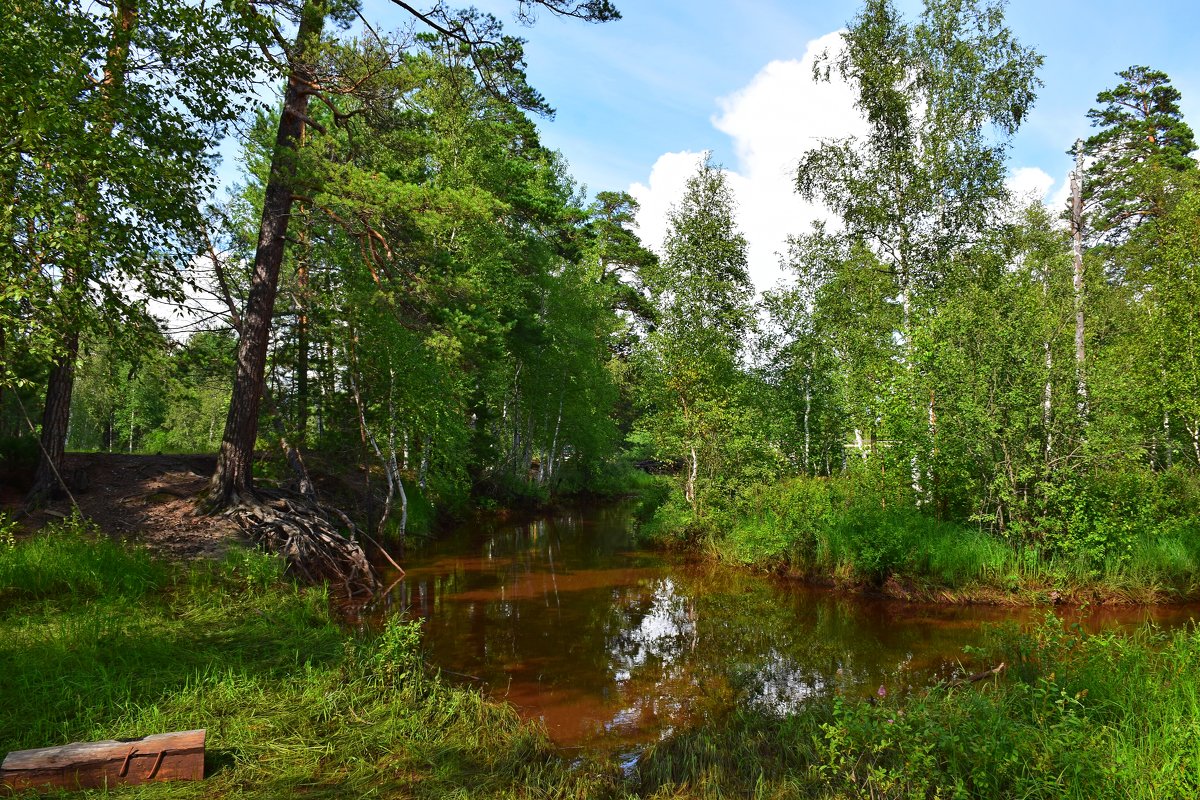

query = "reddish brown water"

[{"left": 367, "top": 503, "right": 1197, "bottom": 756}]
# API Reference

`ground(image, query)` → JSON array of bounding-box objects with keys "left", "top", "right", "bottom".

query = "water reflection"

[{"left": 368, "top": 504, "right": 1196, "bottom": 752}]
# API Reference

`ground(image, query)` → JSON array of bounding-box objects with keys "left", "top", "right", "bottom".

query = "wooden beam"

[{"left": 1, "top": 729, "right": 204, "bottom": 792}]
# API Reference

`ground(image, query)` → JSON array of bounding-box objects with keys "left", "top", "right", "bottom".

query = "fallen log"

[{"left": 1, "top": 729, "right": 204, "bottom": 793}]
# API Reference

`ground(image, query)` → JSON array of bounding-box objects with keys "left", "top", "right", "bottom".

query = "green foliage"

[
  {"left": 1029, "top": 468, "right": 1200, "bottom": 568},
  {"left": 643, "top": 465, "right": 1200, "bottom": 599},
  {"left": 632, "top": 154, "right": 771, "bottom": 520},
  {"left": 62, "top": 326, "right": 234, "bottom": 454},
  {"left": 0, "top": 513, "right": 15, "bottom": 550},
  {"left": 1078, "top": 65, "right": 1197, "bottom": 242},
  {"left": 0, "top": 0, "right": 262, "bottom": 422},
  {"left": 636, "top": 489, "right": 703, "bottom": 546}
]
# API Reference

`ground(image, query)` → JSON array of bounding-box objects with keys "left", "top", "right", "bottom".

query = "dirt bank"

[{"left": 2, "top": 453, "right": 244, "bottom": 559}]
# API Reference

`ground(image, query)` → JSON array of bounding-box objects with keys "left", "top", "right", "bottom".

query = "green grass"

[{"left": 0, "top": 518, "right": 623, "bottom": 799}]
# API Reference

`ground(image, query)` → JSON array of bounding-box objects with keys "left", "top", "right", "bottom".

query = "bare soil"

[{"left": 1, "top": 452, "right": 246, "bottom": 560}]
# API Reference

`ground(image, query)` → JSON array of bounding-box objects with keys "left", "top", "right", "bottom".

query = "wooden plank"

[{"left": 1, "top": 729, "right": 204, "bottom": 792}]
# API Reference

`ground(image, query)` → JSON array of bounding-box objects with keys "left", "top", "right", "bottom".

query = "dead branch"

[{"left": 948, "top": 662, "right": 1006, "bottom": 688}]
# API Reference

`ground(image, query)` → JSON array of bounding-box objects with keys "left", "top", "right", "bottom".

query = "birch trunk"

[
  {"left": 543, "top": 393, "right": 563, "bottom": 485},
  {"left": 802, "top": 369, "right": 811, "bottom": 474},
  {"left": 1163, "top": 410, "right": 1172, "bottom": 469},
  {"left": 1071, "top": 142, "right": 1088, "bottom": 421},
  {"left": 685, "top": 445, "right": 698, "bottom": 508},
  {"left": 387, "top": 367, "right": 407, "bottom": 547}
]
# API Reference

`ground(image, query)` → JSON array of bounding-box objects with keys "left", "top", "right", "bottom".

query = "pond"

[{"left": 366, "top": 503, "right": 1196, "bottom": 758}]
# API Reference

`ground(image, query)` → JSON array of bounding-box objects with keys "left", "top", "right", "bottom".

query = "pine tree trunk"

[
  {"left": 295, "top": 265, "right": 310, "bottom": 448},
  {"left": 208, "top": 1, "right": 326, "bottom": 507}
]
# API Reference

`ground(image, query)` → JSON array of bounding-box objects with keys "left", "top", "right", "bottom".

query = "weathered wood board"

[{"left": 1, "top": 729, "right": 204, "bottom": 793}]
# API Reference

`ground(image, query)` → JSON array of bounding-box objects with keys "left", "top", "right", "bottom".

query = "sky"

[{"left": 334, "top": 1, "right": 1200, "bottom": 292}]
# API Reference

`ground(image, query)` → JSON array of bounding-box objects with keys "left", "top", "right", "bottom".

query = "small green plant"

[
  {"left": 0, "top": 513, "right": 15, "bottom": 550},
  {"left": 363, "top": 617, "right": 427, "bottom": 692}
]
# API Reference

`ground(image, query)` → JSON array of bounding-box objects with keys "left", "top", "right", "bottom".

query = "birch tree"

[
  {"left": 636, "top": 155, "right": 759, "bottom": 515},
  {"left": 794, "top": 0, "right": 1041, "bottom": 503}
]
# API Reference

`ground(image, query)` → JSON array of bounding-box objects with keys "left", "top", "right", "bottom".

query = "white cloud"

[
  {"left": 629, "top": 150, "right": 707, "bottom": 257},
  {"left": 1005, "top": 166, "right": 1078, "bottom": 221},
  {"left": 1006, "top": 166, "right": 1055, "bottom": 205},
  {"left": 630, "top": 31, "right": 863, "bottom": 293}
]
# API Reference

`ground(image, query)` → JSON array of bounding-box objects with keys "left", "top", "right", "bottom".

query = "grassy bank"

[
  {"left": 638, "top": 615, "right": 1200, "bottom": 799},
  {"left": 637, "top": 470, "right": 1200, "bottom": 604},
  {"left": 0, "top": 516, "right": 622, "bottom": 799},
  {"left": 3, "top": 518, "right": 1200, "bottom": 797}
]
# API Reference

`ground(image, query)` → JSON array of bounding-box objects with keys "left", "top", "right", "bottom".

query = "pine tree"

[{"left": 1077, "top": 66, "right": 1198, "bottom": 243}]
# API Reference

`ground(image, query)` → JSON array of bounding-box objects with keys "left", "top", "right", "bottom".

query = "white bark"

[
  {"left": 1163, "top": 410, "right": 1172, "bottom": 469},
  {"left": 1043, "top": 340, "right": 1053, "bottom": 463},
  {"left": 388, "top": 367, "right": 407, "bottom": 542},
  {"left": 1071, "top": 142, "right": 1088, "bottom": 420},
  {"left": 543, "top": 393, "right": 563, "bottom": 486},
  {"left": 686, "top": 445, "right": 698, "bottom": 507},
  {"left": 803, "top": 369, "right": 811, "bottom": 474}
]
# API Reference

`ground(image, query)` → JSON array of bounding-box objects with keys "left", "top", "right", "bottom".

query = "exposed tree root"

[{"left": 213, "top": 491, "right": 379, "bottom": 597}]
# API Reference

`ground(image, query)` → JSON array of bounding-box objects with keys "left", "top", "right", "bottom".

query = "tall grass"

[{"left": 0, "top": 515, "right": 165, "bottom": 605}]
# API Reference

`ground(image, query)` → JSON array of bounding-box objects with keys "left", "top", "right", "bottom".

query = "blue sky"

[{"left": 341, "top": 0, "right": 1200, "bottom": 289}]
